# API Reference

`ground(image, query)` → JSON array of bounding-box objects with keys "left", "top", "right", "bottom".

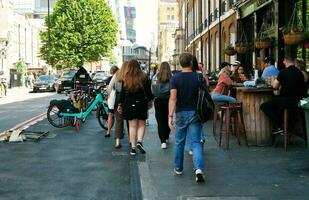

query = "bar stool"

[
  {"left": 273, "top": 107, "right": 302, "bottom": 151},
  {"left": 212, "top": 101, "right": 227, "bottom": 138},
  {"left": 218, "top": 102, "right": 248, "bottom": 149}
]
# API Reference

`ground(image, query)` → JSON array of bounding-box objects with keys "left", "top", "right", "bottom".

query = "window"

[
  {"left": 171, "top": 15, "right": 175, "bottom": 20},
  {"left": 167, "top": 7, "right": 170, "bottom": 11}
]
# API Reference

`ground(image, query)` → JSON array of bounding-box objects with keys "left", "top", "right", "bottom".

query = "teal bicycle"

[{"left": 47, "top": 87, "right": 109, "bottom": 130}]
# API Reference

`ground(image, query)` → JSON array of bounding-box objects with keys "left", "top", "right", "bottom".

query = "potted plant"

[
  {"left": 283, "top": 6, "right": 306, "bottom": 45},
  {"left": 235, "top": 42, "right": 251, "bottom": 54},
  {"left": 255, "top": 37, "right": 272, "bottom": 49},
  {"left": 224, "top": 44, "right": 236, "bottom": 56},
  {"left": 283, "top": 26, "right": 306, "bottom": 45}
]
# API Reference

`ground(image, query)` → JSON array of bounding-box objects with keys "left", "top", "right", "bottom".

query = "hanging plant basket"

[
  {"left": 224, "top": 47, "right": 237, "bottom": 56},
  {"left": 283, "top": 32, "right": 306, "bottom": 45},
  {"left": 235, "top": 26, "right": 251, "bottom": 54},
  {"left": 235, "top": 42, "right": 251, "bottom": 54},
  {"left": 282, "top": 5, "right": 306, "bottom": 45},
  {"left": 224, "top": 45, "right": 236, "bottom": 56},
  {"left": 255, "top": 38, "right": 271, "bottom": 49}
]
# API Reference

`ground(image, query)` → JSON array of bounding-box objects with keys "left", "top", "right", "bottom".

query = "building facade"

[
  {"left": 108, "top": 0, "right": 137, "bottom": 66},
  {"left": 179, "top": 0, "right": 308, "bottom": 72},
  {"left": 0, "top": 0, "right": 42, "bottom": 87},
  {"left": 158, "top": 0, "right": 179, "bottom": 65}
]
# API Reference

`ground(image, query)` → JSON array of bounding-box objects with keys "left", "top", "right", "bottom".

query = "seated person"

[
  {"left": 211, "top": 66, "right": 236, "bottom": 103},
  {"left": 233, "top": 65, "right": 251, "bottom": 83},
  {"left": 261, "top": 57, "right": 279, "bottom": 80},
  {"left": 260, "top": 56, "right": 306, "bottom": 134}
]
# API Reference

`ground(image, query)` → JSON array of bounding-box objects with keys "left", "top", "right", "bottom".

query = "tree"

[{"left": 40, "top": 0, "right": 118, "bottom": 69}]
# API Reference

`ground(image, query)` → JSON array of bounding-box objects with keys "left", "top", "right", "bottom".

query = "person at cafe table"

[
  {"left": 261, "top": 56, "right": 279, "bottom": 80},
  {"left": 232, "top": 65, "right": 251, "bottom": 83},
  {"left": 211, "top": 64, "right": 236, "bottom": 103},
  {"left": 260, "top": 56, "right": 307, "bottom": 134}
]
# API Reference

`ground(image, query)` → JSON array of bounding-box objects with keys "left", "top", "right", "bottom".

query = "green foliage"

[
  {"left": 40, "top": 0, "right": 118, "bottom": 69},
  {"left": 16, "top": 59, "right": 26, "bottom": 74}
]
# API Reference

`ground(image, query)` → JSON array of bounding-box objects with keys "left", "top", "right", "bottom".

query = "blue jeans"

[
  {"left": 211, "top": 93, "right": 236, "bottom": 103},
  {"left": 174, "top": 111, "right": 204, "bottom": 172}
]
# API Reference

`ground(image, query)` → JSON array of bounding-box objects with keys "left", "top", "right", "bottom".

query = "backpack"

[
  {"left": 196, "top": 73, "right": 214, "bottom": 123},
  {"left": 151, "top": 75, "right": 170, "bottom": 99}
]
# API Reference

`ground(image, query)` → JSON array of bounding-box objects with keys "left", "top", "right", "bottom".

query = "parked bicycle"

[{"left": 47, "top": 86, "right": 109, "bottom": 130}]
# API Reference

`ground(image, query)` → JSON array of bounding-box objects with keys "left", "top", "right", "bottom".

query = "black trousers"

[
  {"left": 154, "top": 98, "right": 170, "bottom": 143},
  {"left": 260, "top": 96, "right": 299, "bottom": 128}
]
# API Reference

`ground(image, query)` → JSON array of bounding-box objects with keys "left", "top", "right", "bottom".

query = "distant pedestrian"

[
  {"left": 151, "top": 62, "right": 172, "bottom": 149},
  {"left": 168, "top": 52, "right": 205, "bottom": 182},
  {"left": 117, "top": 59, "right": 154, "bottom": 155},
  {"left": 105, "top": 66, "right": 119, "bottom": 138},
  {"left": 107, "top": 62, "right": 128, "bottom": 148}
]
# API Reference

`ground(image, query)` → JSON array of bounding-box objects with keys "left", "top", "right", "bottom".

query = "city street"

[
  {"left": 0, "top": 89, "right": 63, "bottom": 133},
  {"left": 0, "top": 104, "right": 309, "bottom": 199}
]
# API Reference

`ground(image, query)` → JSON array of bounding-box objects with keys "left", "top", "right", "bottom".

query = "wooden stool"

[
  {"left": 274, "top": 108, "right": 302, "bottom": 151},
  {"left": 212, "top": 101, "right": 227, "bottom": 138},
  {"left": 219, "top": 102, "right": 248, "bottom": 149}
]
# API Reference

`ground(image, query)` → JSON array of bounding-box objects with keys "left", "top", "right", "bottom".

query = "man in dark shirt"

[
  {"left": 169, "top": 52, "right": 205, "bottom": 182},
  {"left": 260, "top": 56, "right": 306, "bottom": 134}
]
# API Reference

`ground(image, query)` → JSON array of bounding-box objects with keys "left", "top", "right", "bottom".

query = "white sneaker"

[
  {"left": 195, "top": 169, "right": 205, "bottom": 182},
  {"left": 161, "top": 143, "right": 167, "bottom": 149},
  {"left": 174, "top": 168, "right": 183, "bottom": 175}
]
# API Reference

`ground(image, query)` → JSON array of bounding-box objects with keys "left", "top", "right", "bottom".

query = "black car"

[
  {"left": 55, "top": 70, "right": 77, "bottom": 93},
  {"left": 33, "top": 75, "right": 57, "bottom": 92},
  {"left": 92, "top": 71, "right": 110, "bottom": 87}
]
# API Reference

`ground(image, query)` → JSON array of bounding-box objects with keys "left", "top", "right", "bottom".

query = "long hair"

[
  {"left": 157, "top": 62, "right": 172, "bottom": 83},
  {"left": 116, "top": 61, "right": 129, "bottom": 81},
  {"left": 123, "top": 59, "right": 146, "bottom": 92}
]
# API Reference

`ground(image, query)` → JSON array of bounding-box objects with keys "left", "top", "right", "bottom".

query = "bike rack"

[{"left": 22, "top": 130, "right": 49, "bottom": 142}]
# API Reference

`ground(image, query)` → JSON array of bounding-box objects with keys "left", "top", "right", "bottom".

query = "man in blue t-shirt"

[
  {"left": 261, "top": 57, "right": 279, "bottom": 80},
  {"left": 168, "top": 52, "right": 205, "bottom": 182}
]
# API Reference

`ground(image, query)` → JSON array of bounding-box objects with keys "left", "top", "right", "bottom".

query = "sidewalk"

[
  {"left": 0, "top": 109, "right": 309, "bottom": 200},
  {"left": 0, "top": 87, "right": 55, "bottom": 105},
  {"left": 140, "top": 109, "right": 309, "bottom": 200}
]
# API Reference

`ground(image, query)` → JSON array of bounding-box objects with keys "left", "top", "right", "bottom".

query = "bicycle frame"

[{"left": 59, "top": 93, "right": 108, "bottom": 120}]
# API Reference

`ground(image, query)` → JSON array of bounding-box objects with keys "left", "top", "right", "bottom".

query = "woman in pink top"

[{"left": 211, "top": 66, "right": 236, "bottom": 103}]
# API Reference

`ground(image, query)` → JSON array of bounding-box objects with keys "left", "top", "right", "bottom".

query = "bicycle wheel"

[
  {"left": 47, "top": 105, "right": 72, "bottom": 128},
  {"left": 96, "top": 104, "right": 108, "bottom": 130}
]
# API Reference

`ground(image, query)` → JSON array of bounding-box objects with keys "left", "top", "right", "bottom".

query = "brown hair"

[
  {"left": 116, "top": 61, "right": 129, "bottom": 81},
  {"left": 157, "top": 62, "right": 172, "bottom": 83},
  {"left": 122, "top": 59, "right": 146, "bottom": 92},
  {"left": 110, "top": 66, "right": 119, "bottom": 75}
]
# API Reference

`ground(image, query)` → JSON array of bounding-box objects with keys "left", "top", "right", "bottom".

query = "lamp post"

[{"left": 47, "top": 0, "right": 51, "bottom": 66}]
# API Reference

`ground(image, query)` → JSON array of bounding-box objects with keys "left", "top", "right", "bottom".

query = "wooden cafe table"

[{"left": 236, "top": 86, "right": 274, "bottom": 146}]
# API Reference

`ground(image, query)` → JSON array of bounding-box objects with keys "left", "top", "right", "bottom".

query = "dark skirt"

[{"left": 122, "top": 92, "right": 148, "bottom": 120}]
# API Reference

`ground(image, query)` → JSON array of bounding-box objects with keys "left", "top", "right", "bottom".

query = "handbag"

[
  {"left": 196, "top": 73, "right": 214, "bottom": 123},
  {"left": 107, "top": 89, "right": 116, "bottom": 110}
]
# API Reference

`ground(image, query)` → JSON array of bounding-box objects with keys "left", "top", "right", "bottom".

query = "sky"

[{"left": 135, "top": 0, "right": 158, "bottom": 49}]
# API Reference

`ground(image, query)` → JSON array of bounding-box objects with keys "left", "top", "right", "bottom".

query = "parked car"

[
  {"left": 33, "top": 75, "right": 57, "bottom": 92},
  {"left": 55, "top": 70, "right": 77, "bottom": 93},
  {"left": 92, "top": 71, "right": 110, "bottom": 87}
]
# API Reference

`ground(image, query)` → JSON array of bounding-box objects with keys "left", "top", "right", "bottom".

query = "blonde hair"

[
  {"left": 219, "top": 66, "right": 231, "bottom": 76},
  {"left": 122, "top": 59, "right": 146, "bottom": 92},
  {"left": 157, "top": 62, "right": 172, "bottom": 83}
]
